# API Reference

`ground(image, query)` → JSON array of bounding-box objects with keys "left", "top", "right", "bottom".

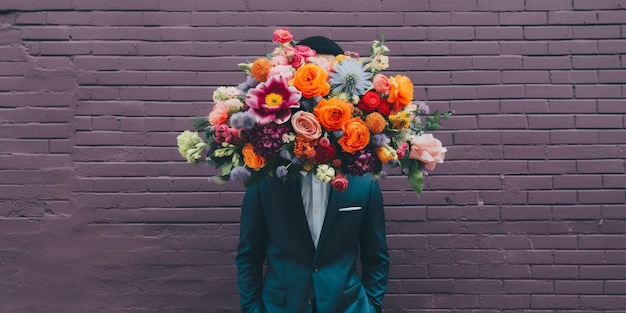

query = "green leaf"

[
  {"left": 192, "top": 117, "right": 209, "bottom": 131},
  {"left": 407, "top": 159, "right": 424, "bottom": 198},
  {"left": 220, "top": 160, "right": 233, "bottom": 176}
]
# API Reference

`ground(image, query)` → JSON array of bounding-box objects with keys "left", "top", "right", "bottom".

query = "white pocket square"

[{"left": 339, "top": 206, "right": 362, "bottom": 212}]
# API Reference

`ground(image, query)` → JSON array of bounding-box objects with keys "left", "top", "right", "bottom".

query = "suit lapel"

[
  {"left": 284, "top": 178, "right": 316, "bottom": 254},
  {"left": 314, "top": 186, "right": 345, "bottom": 259}
]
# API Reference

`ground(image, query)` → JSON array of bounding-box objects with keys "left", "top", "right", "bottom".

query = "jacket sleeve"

[
  {"left": 359, "top": 179, "right": 389, "bottom": 313},
  {"left": 236, "top": 185, "right": 268, "bottom": 313}
]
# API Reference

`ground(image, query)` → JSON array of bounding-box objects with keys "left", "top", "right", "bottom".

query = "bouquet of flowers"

[{"left": 177, "top": 28, "right": 450, "bottom": 197}]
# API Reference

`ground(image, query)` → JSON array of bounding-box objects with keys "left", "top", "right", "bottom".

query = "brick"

[
  {"left": 401, "top": 41, "right": 449, "bottom": 55},
  {"left": 451, "top": 12, "right": 499, "bottom": 25},
  {"left": 502, "top": 71, "right": 549, "bottom": 84},
  {"left": 505, "top": 251, "right": 553, "bottom": 264},
  {"left": 599, "top": 10, "right": 626, "bottom": 24},
  {"left": 550, "top": 130, "right": 598, "bottom": 144},
  {"left": 548, "top": 11, "right": 598, "bottom": 24},
  {"left": 499, "top": 12, "right": 548, "bottom": 25},
  {"left": 528, "top": 160, "right": 577, "bottom": 174},
  {"left": 504, "top": 280, "right": 554, "bottom": 294},
  {"left": 382, "top": 0, "right": 430, "bottom": 11},
  {"left": 523, "top": 56, "right": 572, "bottom": 70},
  {"left": 573, "top": 0, "right": 626, "bottom": 9},
  {"left": 427, "top": 27, "right": 475, "bottom": 40},
  {"left": 548, "top": 100, "right": 597, "bottom": 113},
  {"left": 504, "top": 145, "right": 547, "bottom": 160},
  {"left": 501, "top": 205, "right": 551, "bottom": 220},
  {"left": 450, "top": 100, "right": 500, "bottom": 114},
  {"left": 404, "top": 12, "right": 451, "bottom": 25},
  {"left": 528, "top": 115, "right": 575, "bottom": 129},
  {"left": 480, "top": 265, "right": 531, "bottom": 278},
  {"left": 529, "top": 191, "right": 577, "bottom": 204},
  {"left": 581, "top": 266, "right": 626, "bottom": 279},
  {"left": 552, "top": 205, "right": 602, "bottom": 220},
  {"left": 450, "top": 42, "right": 500, "bottom": 55},
  {"left": 426, "top": 86, "right": 476, "bottom": 100},
  {"left": 550, "top": 70, "right": 599, "bottom": 84},
  {"left": 573, "top": 55, "right": 621, "bottom": 69},
  {"left": 604, "top": 174, "right": 626, "bottom": 188},
  {"left": 554, "top": 175, "right": 602, "bottom": 189},
  {"left": 579, "top": 235, "right": 626, "bottom": 249},
  {"left": 598, "top": 99, "right": 626, "bottom": 113},
  {"left": 605, "top": 281, "right": 626, "bottom": 294},
  {"left": 577, "top": 159, "right": 625, "bottom": 174},
  {"left": 532, "top": 266, "right": 579, "bottom": 279},
  {"left": 526, "top": 0, "right": 573, "bottom": 10},
  {"left": 501, "top": 99, "right": 549, "bottom": 113},
  {"left": 500, "top": 41, "right": 548, "bottom": 55},
  {"left": 598, "top": 40, "right": 626, "bottom": 53},
  {"left": 573, "top": 25, "right": 622, "bottom": 39},
  {"left": 477, "top": 85, "right": 525, "bottom": 99},
  {"left": 555, "top": 250, "right": 606, "bottom": 265},
  {"left": 525, "top": 85, "right": 573, "bottom": 99},
  {"left": 531, "top": 295, "right": 580, "bottom": 309},
  {"left": 599, "top": 70, "right": 626, "bottom": 83},
  {"left": 574, "top": 85, "right": 622, "bottom": 98},
  {"left": 580, "top": 295, "right": 626, "bottom": 310},
  {"left": 473, "top": 56, "right": 523, "bottom": 70},
  {"left": 475, "top": 26, "right": 523, "bottom": 40},
  {"left": 579, "top": 190, "right": 626, "bottom": 204},
  {"left": 502, "top": 130, "right": 550, "bottom": 144},
  {"left": 576, "top": 114, "right": 623, "bottom": 128},
  {"left": 453, "top": 280, "right": 503, "bottom": 293},
  {"left": 548, "top": 41, "right": 598, "bottom": 55},
  {"left": 429, "top": 265, "right": 480, "bottom": 278},
  {"left": 477, "top": 0, "right": 525, "bottom": 11},
  {"left": 482, "top": 295, "right": 531, "bottom": 309},
  {"left": 430, "top": 0, "right": 478, "bottom": 11},
  {"left": 524, "top": 27, "right": 573, "bottom": 40}
]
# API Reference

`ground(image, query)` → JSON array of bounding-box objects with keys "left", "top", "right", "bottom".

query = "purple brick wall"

[{"left": 1, "top": 1, "right": 625, "bottom": 312}]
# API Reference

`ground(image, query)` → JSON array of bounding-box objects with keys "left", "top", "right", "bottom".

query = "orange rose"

[
  {"left": 388, "top": 75, "right": 414, "bottom": 113},
  {"left": 242, "top": 143, "right": 266, "bottom": 171},
  {"left": 293, "top": 63, "right": 330, "bottom": 98},
  {"left": 251, "top": 57, "right": 271, "bottom": 83},
  {"left": 313, "top": 98, "right": 352, "bottom": 131},
  {"left": 338, "top": 118, "right": 370, "bottom": 154}
]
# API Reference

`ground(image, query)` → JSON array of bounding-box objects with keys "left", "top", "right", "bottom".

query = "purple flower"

[
  {"left": 230, "top": 111, "right": 256, "bottom": 130},
  {"left": 230, "top": 166, "right": 251, "bottom": 182},
  {"left": 344, "top": 149, "right": 377, "bottom": 176},
  {"left": 245, "top": 123, "right": 291, "bottom": 159},
  {"left": 370, "top": 134, "right": 391, "bottom": 147},
  {"left": 276, "top": 165, "right": 288, "bottom": 178},
  {"left": 245, "top": 75, "right": 302, "bottom": 125}
]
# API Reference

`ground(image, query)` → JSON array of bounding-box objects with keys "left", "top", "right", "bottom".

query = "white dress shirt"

[{"left": 299, "top": 171, "right": 330, "bottom": 248}]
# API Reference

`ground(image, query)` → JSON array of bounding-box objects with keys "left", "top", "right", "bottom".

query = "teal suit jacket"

[{"left": 236, "top": 174, "right": 389, "bottom": 313}]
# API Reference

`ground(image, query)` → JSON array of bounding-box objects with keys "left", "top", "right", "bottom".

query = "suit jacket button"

[
  {"left": 307, "top": 298, "right": 312, "bottom": 305},
  {"left": 313, "top": 266, "right": 319, "bottom": 272}
]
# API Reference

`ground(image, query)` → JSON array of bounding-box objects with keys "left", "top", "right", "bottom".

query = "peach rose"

[
  {"left": 313, "top": 98, "right": 352, "bottom": 131},
  {"left": 338, "top": 118, "right": 370, "bottom": 154},
  {"left": 293, "top": 63, "right": 330, "bottom": 98},
  {"left": 388, "top": 75, "right": 414, "bottom": 112},
  {"left": 372, "top": 74, "right": 390, "bottom": 94},
  {"left": 409, "top": 134, "right": 447, "bottom": 171},
  {"left": 208, "top": 103, "right": 229, "bottom": 126},
  {"left": 242, "top": 143, "right": 266, "bottom": 171},
  {"left": 291, "top": 111, "right": 322, "bottom": 140}
]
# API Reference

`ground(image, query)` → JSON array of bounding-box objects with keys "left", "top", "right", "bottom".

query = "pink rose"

[
  {"left": 273, "top": 28, "right": 293, "bottom": 43},
  {"left": 289, "top": 53, "right": 305, "bottom": 69},
  {"left": 409, "top": 134, "right": 447, "bottom": 171},
  {"left": 396, "top": 141, "right": 409, "bottom": 159},
  {"left": 372, "top": 74, "right": 390, "bottom": 94},
  {"left": 291, "top": 111, "right": 322, "bottom": 140},
  {"left": 294, "top": 45, "right": 316, "bottom": 58},
  {"left": 331, "top": 173, "right": 349, "bottom": 191}
]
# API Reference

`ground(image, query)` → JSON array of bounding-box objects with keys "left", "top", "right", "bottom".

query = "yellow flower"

[
  {"left": 389, "top": 111, "right": 412, "bottom": 130},
  {"left": 376, "top": 144, "right": 398, "bottom": 164}
]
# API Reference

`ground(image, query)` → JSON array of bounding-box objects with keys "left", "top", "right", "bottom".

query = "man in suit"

[{"left": 236, "top": 37, "right": 390, "bottom": 313}]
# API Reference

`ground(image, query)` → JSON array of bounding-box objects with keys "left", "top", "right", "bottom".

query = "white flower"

[{"left": 315, "top": 164, "right": 335, "bottom": 183}]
